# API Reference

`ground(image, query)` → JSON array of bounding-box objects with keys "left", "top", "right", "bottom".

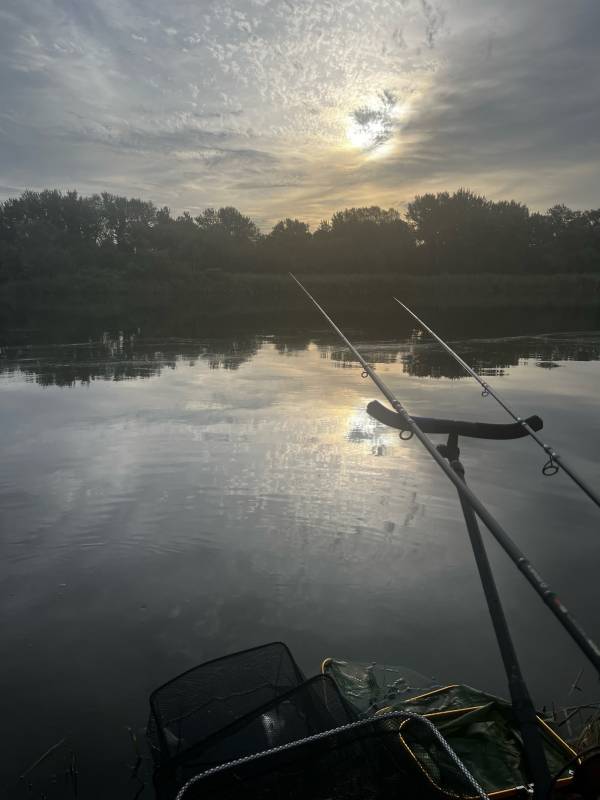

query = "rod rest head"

[{"left": 366, "top": 400, "right": 543, "bottom": 441}]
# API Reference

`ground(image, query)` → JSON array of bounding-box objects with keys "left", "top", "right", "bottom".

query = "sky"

[{"left": 1, "top": 0, "right": 599, "bottom": 229}]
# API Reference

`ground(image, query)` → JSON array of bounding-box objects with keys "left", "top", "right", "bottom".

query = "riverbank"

[
  {"left": 2, "top": 272, "right": 600, "bottom": 344},
  {"left": 4, "top": 270, "right": 600, "bottom": 314}
]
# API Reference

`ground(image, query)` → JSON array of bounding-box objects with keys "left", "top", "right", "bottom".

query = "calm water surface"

[{"left": 2, "top": 323, "right": 600, "bottom": 797}]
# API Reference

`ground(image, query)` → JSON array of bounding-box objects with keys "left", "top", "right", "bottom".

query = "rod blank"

[{"left": 394, "top": 297, "right": 600, "bottom": 511}]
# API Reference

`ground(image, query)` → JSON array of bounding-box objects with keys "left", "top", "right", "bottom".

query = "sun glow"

[
  {"left": 345, "top": 91, "right": 399, "bottom": 153},
  {"left": 346, "top": 117, "right": 388, "bottom": 150}
]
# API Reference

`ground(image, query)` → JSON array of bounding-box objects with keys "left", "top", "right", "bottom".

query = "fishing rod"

[
  {"left": 290, "top": 274, "right": 600, "bottom": 677},
  {"left": 292, "top": 275, "right": 599, "bottom": 795},
  {"left": 393, "top": 298, "right": 600, "bottom": 511}
]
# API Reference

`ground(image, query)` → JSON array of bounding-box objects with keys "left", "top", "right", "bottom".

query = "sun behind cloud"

[{"left": 346, "top": 91, "right": 396, "bottom": 152}]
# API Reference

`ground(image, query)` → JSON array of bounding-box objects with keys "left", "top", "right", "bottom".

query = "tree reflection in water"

[
  {"left": 2, "top": 329, "right": 600, "bottom": 388},
  {"left": 1, "top": 308, "right": 599, "bottom": 387}
]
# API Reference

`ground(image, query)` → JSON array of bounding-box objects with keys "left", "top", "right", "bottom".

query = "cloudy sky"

[{"left": 1, "top": 0, "right": 599, "bottom": 228}]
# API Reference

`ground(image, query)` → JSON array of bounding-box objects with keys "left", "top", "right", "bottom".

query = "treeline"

[{"left": 1, "top": 188, "right": 600, "bottom": 284}]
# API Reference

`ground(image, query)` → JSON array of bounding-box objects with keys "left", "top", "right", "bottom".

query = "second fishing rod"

[{"left": 393, "top": 297, "right": 600, "bottom": 512}]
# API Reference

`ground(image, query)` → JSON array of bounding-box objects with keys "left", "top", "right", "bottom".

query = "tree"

[
  {"left": 407, "top": 189, "right": 529, "bottom": 273},
  {"left": 260, "top": 218, "right": 312, "bottom": 273},
  {"left": 268, "top": 218, "right": 311, "bottom": 243},
  {"left": 195, "top": 207, "right": 260, "bottom": 244},
  {"left": 318, "top": 206, "right": 415, "bottom": 273}
]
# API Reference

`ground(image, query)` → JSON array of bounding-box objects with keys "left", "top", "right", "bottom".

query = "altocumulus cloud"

[{"left": 0, "top": 0, "right": 598, "bottom": 227}]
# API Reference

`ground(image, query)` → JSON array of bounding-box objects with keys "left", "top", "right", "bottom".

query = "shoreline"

[{"left": 3, "top": 272, "right": 600, "bottom": 345}]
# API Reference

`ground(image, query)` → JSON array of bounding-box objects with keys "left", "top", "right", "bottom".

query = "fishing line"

[
  {"left": 393, "top": 298, "right": 600, "bottom": 511},
  {"left": 290, "top": 273, "right": 600, "bottom": 677}
]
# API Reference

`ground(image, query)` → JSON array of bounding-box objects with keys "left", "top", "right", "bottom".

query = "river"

[{"left": 2, "top": 315, "right": 600, "bottom": 798}]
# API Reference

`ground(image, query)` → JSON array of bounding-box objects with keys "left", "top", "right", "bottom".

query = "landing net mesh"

[{"left": 148, "top": 644, "right": 485, "bottom": 800}]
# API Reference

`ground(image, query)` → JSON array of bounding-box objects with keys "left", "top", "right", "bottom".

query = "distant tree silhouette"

[
  {"left": 406, "top": 189, "right": 530, "bottom": 273},
  {"left": 262, "top": 218, "right": 311, "bottom": 273},
  {"left": 268, "top": 218, "right": 311, "bottom": 243},
  {"left": 1, "top": 188, "right": 599, "bottom": 311}
]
